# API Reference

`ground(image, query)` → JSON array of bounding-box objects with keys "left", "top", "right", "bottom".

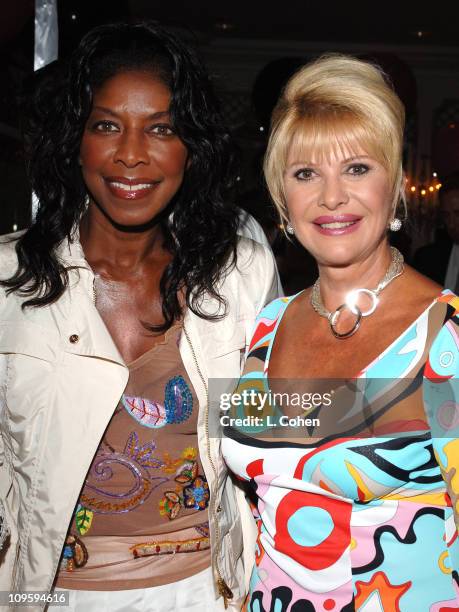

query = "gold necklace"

[{"left": 310, "top": 246, "right": 404, "bottom": 339}]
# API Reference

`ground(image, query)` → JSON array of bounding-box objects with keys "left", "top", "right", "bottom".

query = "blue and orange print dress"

[{"left": 222, "top": 290, "right": 459, "bottom": 612}]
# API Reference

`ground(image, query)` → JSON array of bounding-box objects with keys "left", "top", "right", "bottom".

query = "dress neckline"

[
  {"left": 127, "top": 322, "right": 182, "bottom": 370},
  {"left": 265, "top": 288, "right": 454, "bottom": 382}
]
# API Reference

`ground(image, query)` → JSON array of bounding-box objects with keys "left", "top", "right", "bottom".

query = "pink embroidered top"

[{"left": 55, "top": 323, "right": 210, "bottom": 590}]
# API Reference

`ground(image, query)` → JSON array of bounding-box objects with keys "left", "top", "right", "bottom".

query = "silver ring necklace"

[{"left": 310, "top": 247, "right": 405, "bottom": 339}]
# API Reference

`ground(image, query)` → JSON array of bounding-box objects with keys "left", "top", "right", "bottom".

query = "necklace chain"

[{"left": 310, "top": 247, "right": 405, "bottom": 338}]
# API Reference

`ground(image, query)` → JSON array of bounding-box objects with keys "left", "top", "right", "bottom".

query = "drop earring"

[{"left": 389, "top": 218, "right": 402, "bottom": 232}]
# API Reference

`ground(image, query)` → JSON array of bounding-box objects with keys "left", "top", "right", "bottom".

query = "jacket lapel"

[{"left": 56, "top": 232, "right": 126, "bottom": 367}]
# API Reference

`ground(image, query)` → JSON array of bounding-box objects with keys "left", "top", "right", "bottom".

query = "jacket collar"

[
  {"left": 55, "top": 226, "right": 126, "bottom": 368},
  {"left": 56, "top": 223, "right": 245, "bottom": 368}
]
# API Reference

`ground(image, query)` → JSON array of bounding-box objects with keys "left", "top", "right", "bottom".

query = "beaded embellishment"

[
  {"left": 130, "top": 535, "right": 210, "bottom": 558},
  {"left": 60, "top": 534, "right": 88, "bottom": 572},
  {"left": 183, "top": 476, "right": 210, "bottom": 511},
  {"left": 164, "top": 376, "right": 193, "bottom": 424},
  {"left": 158, "top": 455, "right": 209, "bottom": 519},
  {"left": 80, "top": 432, "right": 167, "bottom": 514},
  {"left": 130, "top": 521, "right": 211, "bottom": 558},
  {"left": 122, "top": 375, "right": 193, "bottom": 428},
  {"left": 122, "top": 396, "right": 167, "bottom": 428},
  {"left": 74, "top": 504, "right": 93, "bottom": 536}
]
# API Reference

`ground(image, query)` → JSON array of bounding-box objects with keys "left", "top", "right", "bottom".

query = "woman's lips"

[
  {"left": 312, "top": 214, "right": 362, "bottom": 236},
  {"left": 104, "top": 177, "right": 160, "bottom": 200}
]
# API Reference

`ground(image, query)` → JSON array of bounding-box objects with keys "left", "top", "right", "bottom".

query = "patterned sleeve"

[
  {"left": 423, "top": 304, "right": 459, "bottom": 566},
  {"left": 244, "top": 297, "right": 291, "bottom": 365}
]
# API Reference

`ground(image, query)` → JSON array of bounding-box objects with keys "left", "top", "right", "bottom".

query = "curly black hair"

[{"left": 2, "top": 21, "right": 239, "bottom": 330}]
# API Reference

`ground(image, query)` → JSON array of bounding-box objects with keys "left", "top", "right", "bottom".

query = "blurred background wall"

[{"left": 2, "top": 0, "right": 459, "bottom": 288}]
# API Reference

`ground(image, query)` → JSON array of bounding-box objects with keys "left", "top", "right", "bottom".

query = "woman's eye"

[
  {"left": 91, "top": 120, "right": 119, "bottom": 133},
  {"left": 347, "top": 163, "right": 370, "bottom": 175},
  {"left": 294, "top": 168, "right": 315, "bottom": 181},
  {"left": 151, "top": 124, "right": 174, "bottom": 136}
]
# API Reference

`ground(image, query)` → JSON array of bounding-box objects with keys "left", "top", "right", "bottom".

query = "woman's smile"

[
  {"left": 284, "top": 149, "right": 391, "bottom": 267},
  {"left": 80, "top": 70, "right": 188, "bottom": 228},
  {"left": 103, "top": 176, "right": 161, "bottom": 200},
  {"left": 312, "top": 214, "right": 363, "bottom": 235}
]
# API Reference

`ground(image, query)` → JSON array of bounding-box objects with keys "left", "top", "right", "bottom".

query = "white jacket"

[{"left": 0, "top": 216, "right": 281, "bottom": 610}]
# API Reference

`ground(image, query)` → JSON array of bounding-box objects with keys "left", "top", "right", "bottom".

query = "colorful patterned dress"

[{"left": 221, "top": 290, "right": 459, "bottom": 611}]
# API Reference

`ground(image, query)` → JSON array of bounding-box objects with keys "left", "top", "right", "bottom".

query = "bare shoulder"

[
  {"left": 403, "top": 265, "right": 443, "bottom": 310},
  {"left": 270, "top": 287, "right": 312, "bottom": 333}
]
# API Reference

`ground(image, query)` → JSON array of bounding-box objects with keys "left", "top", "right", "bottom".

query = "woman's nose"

[
  {"left": 114, "top": 130, "right": 150, "bottom": 167},
  {"left": 320, "top": 176, "right": 349, "bottom": 210}
]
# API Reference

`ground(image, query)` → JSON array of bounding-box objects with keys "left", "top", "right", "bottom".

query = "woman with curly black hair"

[{"left": 0, "top": 21, "right": 279, "bottom": 611}]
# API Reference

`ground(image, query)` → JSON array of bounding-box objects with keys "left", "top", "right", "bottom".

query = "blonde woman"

[{"left": 222, "top": 55, "right": 459, "bottom": 611}]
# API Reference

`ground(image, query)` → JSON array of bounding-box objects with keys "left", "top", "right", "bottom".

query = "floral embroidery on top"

[
  {"left": 60, "top": 534, "right": 88, "bottom": 572},
  {"left": 74, "top": 504, "right": 93, "bottom": 536},
  {"left": 158, "top": 449, "right": 209, "bottom": 519},
  {"left": 159, "top": 491, "right": 182, "bottom": 520},
  {"left": 183, "top": 476, "right": 209, "bottom": 510},
  {"left": 122, "top": 375, "right": 193, "bottom": 428},
  {"left": 57, "top": 329, "right": 209, "bottom": 585},
  {"left": 174, "top": 461, "right": 199, "bottom": 484},
  {"left": 182, "top": 447, "right": 197, "bottom": 461},
  {"left": 161, "top": 447, "right": 198, "bottom": 475},
  {"left": 80, "top": 432, "right": 167, "bottom": 514}
]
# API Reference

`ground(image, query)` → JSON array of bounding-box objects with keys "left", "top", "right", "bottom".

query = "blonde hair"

[{"left": 264, "top": 54, "right": 406, "bottom": 224}]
